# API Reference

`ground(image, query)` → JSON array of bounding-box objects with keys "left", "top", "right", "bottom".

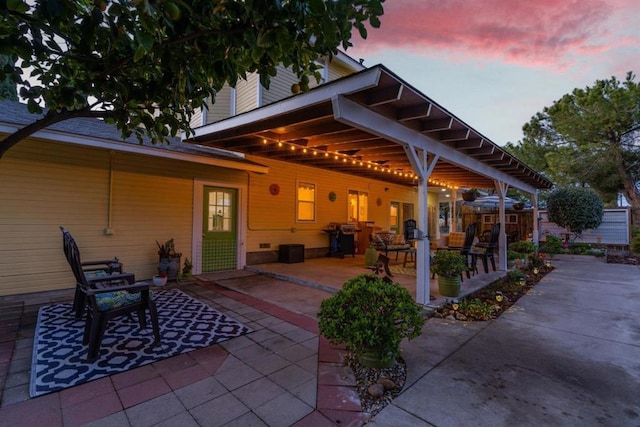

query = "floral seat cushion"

[{"left": 95, "top": 291, "right": 152, "bottom": 311}]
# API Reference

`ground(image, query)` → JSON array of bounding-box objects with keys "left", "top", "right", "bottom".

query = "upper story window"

[
  {"left": 348, "top": 190, "right": 368, "bottom": 222},
  {"left": 297, "top": 182, "right": 316, "bottom": 221}
]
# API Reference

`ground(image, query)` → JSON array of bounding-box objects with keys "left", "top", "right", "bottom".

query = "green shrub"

[
  {"left": 458, "top": 298, "right": 493, "bottom": 320},
  {"left": 568, "top": 242, "right": 592, "bottom": 255},
  {"left": 509, "top": 240, "right": 536, "bottom": 254},
  {"left": 547, "top": 187, "right": 604, "bottom": 234},
  {"left": 631, "top": 226, "right": 640, "bottom": 254},
  {"left": 507, "top": 269, "right": 526, "bottom": 282},
  {"left": 508, "top": 250, "right": 525, "bottom": 261},
  {"left": 430, "top": 250, "right": 468, "bottom": 277},
  {"left": 318, "top": 274, "right": 424, "bottom": 366},
  {"left": 539, "top": 235, "right": 564, "bottom": 254}
]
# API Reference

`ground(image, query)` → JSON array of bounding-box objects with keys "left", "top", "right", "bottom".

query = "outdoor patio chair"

[
  {"left": 59, "top": 227, "right": 136, "bottom": 319},
  {"left": 459, "top": 222, "right": 478, "bottom": 278},
  {"left": 60, "top": 227, "right": 160, "bottom": 362},
  {"left": 471, "top": 222, "right": 501, "bottom": 273},
  {"left": 433, "top": 222, "right": 477, "bottom": 280}
]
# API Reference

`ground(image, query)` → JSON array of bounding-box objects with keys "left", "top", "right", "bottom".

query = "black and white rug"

[{"left": 30, "top": 289, "right": 252, "bottom": 397}]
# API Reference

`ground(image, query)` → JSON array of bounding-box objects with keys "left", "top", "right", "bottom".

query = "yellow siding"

[
  {"left": 0, "top": 137, "right": 247, "bottom": 296},
  {"left": 235, "top": 74, "right": 259, "bottom": 114},
  {"left": 263, "top": 66, "right": 297, "bottom": 106},
  {"left": 243, "top": 156, "right": 419, "bottom": 253},
  {"left": 206, "top": 85, "right": 232, "bottom": 124},
  {"left": 328, "top": 61, "right": 355, "bottom": 81}
]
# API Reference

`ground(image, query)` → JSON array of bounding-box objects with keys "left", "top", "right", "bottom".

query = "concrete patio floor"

[{"left": 0, "top": 256, "right": 638, "bottom": 426}]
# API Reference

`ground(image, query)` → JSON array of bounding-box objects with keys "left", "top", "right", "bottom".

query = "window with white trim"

[
  {"left": 348, "top": 190, "right": 368, "bottom": 222},
  {"left": 297, "top": 182, "right": 316, "bottom": 221}
]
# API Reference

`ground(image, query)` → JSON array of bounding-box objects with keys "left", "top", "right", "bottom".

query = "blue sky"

[{"left": 347, "top": 0, "right": 640, "bottom": 146}]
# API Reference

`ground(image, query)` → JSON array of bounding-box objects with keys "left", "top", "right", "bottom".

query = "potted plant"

[
  {"left": 156, "top": 238, "right": 182, "bottom": 280},
  {"left": 318, "top": 274, "right": 424, "bottom": 368},
  {"left": 430, "top": 250, "right": 468, "bottom": 297},
  {"left": 461, "top": 188, "right": 480, "bottom": 202},
  {"left": 364, "top": 242, "right": 378, "bottom": 267}
]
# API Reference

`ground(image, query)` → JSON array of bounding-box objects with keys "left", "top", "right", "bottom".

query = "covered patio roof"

[{"left": 188, "top": 65, "right": 552, "bottom": 193}]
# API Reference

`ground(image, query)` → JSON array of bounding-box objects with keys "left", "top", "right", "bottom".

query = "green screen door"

[{"left": 202, "top": 186, "right": 238, "bottom": 272}]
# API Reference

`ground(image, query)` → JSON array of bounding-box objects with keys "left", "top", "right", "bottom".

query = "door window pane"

[{"left": 207, "top": 190, "right": 233, "bottom": 232}]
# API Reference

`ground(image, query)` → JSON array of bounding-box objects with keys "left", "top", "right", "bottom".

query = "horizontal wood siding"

[
  {"left": 263, "top": 66, "right": 297, "bottom": 106},
  {"left": 206, "top": 85, "right": 232, "bottom": 124},
  {"left": 189, "top": 108, "right": 203, "bottom": 128},
  {"left": 235, "top": 74, "right": 258, "bottom": 114},
  {"left": 539, "top": 209, "right": 630, "bottom": 245},
  {"left": 244, "top": 156, "right": 419, "bottom": 254},
  {"left": 0, "top": 137, "right": 247, "bottom": 296},
  {"left": 328, "top": 62, "right": 354, "bottom": 81}
]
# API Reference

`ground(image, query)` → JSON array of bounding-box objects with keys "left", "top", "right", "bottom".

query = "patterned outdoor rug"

[
  {"left": 30, "top": 289, "right": 252, "bottom": 397},
  {"left": 389, "top": 264, "right": 416, "bottom": 276}
]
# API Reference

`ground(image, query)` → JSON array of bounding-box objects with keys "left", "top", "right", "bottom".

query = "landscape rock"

[
  {"left": 368, "top": 383, "right": 385, "bottom": 398},
  {"left": 378, "top": 378, "right": 398, "bottom": 390}
]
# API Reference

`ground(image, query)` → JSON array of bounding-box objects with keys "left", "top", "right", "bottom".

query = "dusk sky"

[{"left": 347, "top": 0, "right": 640, "bottom": 146}]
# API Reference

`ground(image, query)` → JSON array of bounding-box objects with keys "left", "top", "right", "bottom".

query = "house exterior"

[{"left": 0, "top": 53, "right": 551, "bottom": 303}]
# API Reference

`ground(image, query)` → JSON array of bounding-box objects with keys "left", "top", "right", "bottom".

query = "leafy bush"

[
  {"left": 631, "top": 226, "right": 640, "bottom": 254},
  {"left": 318, "top": 274, "right": 424, "bottom": 366},
  {"left": 547, "top": 187, "right": 604, "bottom": 234},
  {"left": 458, "top": 298, "right": 493, "bottom": 320},
  {"left": 539, "top": 236, "right": 564, "bottom": 254},
  {"left": 430, "top": 250, "right": 468, "bottom": 277},
  {"left": 508, "top": 250, "right": 525, "bottom": 261},
  {"left": 509, "top": 240, "right": 536, "bottom": 254},
  {"left": 507, "top": 269, "right": 526, "bottom": 282},
  {"left": 568, "top": 242, "right": 593, "bottom": 255}
]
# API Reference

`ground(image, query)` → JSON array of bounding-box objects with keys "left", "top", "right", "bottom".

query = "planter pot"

[
  {"left": 152, "top": 275, "right": 168, "bottom": 287},
  {"left": 358, "top": 348, "right": 396, "bottom": 368},
  {"left": 438, "top": 275, "right": 461, "bottom": 297},
  {"left": 159, "top": 256, "right": 181, "bottom": 280},
  {"left": 462, "top": 192, "right": 478, "bottom": 202},
  {"left": 364, "top": 247, "right": 378, "bottom": 267}
]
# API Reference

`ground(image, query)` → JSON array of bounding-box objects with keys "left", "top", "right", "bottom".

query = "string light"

[{"left": 257, "top": 138, "right": 460, "bottom": 187}]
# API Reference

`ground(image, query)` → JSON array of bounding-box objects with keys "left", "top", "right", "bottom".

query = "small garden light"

[
  {"left": 533, "top": 267, "right": 539, "bottom": 275},
  {"left": 495, "top": 291, "right": 504, "bottom": 302}
]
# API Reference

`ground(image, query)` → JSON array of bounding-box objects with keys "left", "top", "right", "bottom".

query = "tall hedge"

[{"left": 547, "top": 187, "right": 604, "bottom": 235}]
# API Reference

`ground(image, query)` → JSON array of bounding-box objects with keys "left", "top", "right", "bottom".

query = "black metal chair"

[
  {"left": 472, "top": 223, "right": 501, "bottom": 273},
  {"left": 60, "top": 227, "right": 160, "bottom": 362}
]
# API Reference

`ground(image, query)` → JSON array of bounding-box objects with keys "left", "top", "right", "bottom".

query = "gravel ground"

[{"left": 347, "top": 354, "right": 407, "bottom": 416}]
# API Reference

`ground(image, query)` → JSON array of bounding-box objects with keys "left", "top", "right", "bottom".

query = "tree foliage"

[
  {"left": 0, "top": 0, "right": 385, "bottom": 158},
  {"left": 0, "top": 55, "right": 17, "bottom": 101},
  {"left": 506, "top": 72, "right": 640, "bottom": 209},
  {"left": 546, "top": 187, "right": 604, "bottom": 235}
]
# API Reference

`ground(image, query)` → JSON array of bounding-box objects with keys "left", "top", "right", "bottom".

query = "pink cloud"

[{"left": 355, "top": 0, "right": 640, "bottom": 68}]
